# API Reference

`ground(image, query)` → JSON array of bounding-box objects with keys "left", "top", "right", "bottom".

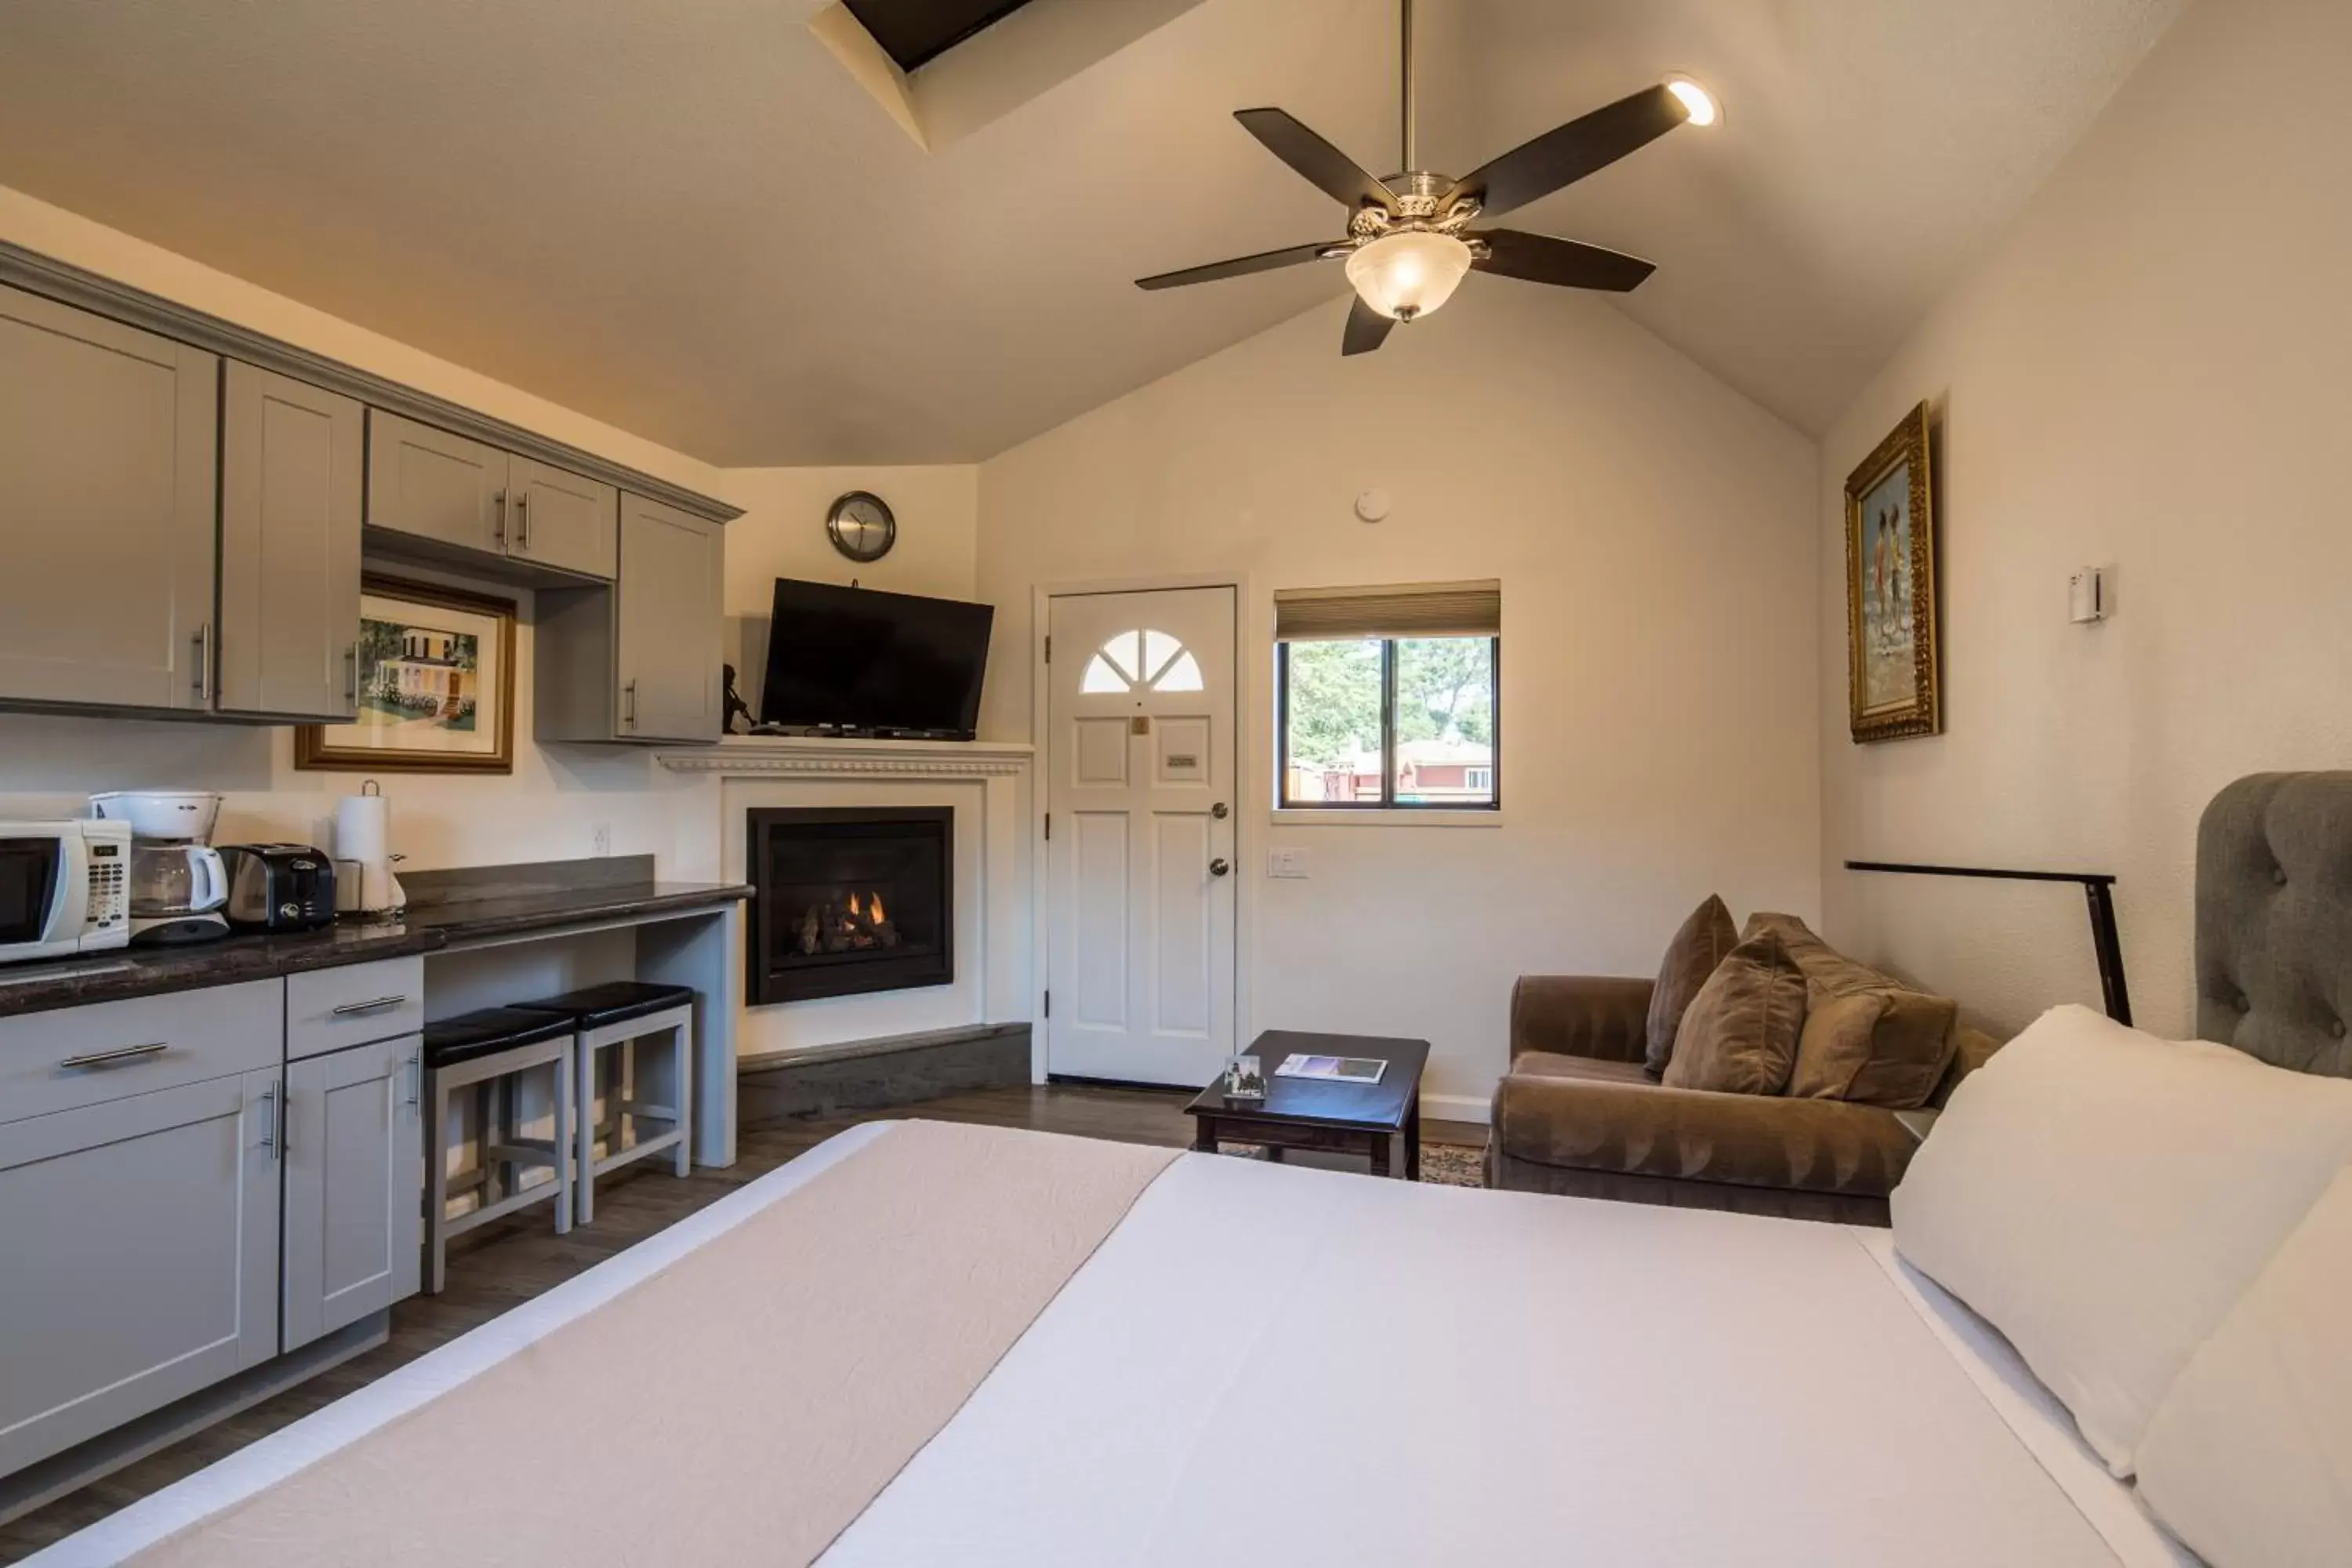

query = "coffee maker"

[{"left": 89, "top": 791, "right": 231, "bottom": 946}]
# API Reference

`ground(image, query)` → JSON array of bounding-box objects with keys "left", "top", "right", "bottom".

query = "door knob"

[
  {"left": 1211, "top": 802, "right": 1229, "bottom": 820},
  {"left": 1209, "top": 858, "right": 1231, "bottom": 877}
]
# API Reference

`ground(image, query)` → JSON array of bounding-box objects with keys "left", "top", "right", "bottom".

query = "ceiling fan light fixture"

[
  {"left": 1345, "top": 230, "right": 1473, "bottom": 322},
  {"left": 1664, "top": 76, "right": 1719, "bottom": 127}
]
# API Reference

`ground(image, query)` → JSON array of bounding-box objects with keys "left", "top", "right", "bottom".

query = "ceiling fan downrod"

[{"left": 1399, "top": 0, "right": 1417, "bottom": 176}]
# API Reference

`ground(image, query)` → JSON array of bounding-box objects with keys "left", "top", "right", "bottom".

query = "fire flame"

[
  {"left": 868, "top": 891, "right": 887, "bottom": 925},
  {"left": 847, "top": 891, "right": 862, "bottom": 919}
]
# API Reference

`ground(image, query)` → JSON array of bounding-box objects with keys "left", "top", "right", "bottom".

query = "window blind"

[{"left": 1273, "top": 580, "right": 1501, "bottom": 641}]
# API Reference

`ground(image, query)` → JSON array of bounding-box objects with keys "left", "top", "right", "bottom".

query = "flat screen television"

[{"left": 758, "top": 579, "right": 994, "bottom": 739}]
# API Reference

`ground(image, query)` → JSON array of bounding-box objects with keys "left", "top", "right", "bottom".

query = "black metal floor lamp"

[{"left": 1842, "top": 861, "right": 2131, "bottom": 1025}]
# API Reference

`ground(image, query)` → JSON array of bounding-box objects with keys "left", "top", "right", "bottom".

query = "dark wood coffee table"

[{"left": 1185, "top": 1030, "right": 1429, "bottom": 1179}]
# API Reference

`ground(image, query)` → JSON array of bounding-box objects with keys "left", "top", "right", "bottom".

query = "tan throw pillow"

[
  {"left": 1646, "top": 895, "right": 1739, "bottom": 1079},
  {"left": 1663, "top": 931, "right": 1806, "bottom": 1096},
  {"left": 1748, "top": 913, "right": 1960, "bottom": 1110}
]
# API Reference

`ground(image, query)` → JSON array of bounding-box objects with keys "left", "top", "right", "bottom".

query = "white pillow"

[
  {"left": 2136, "top": 1164, "right": 2352, "bottom": 1568},
  {"left": 1889, "top": 1004, "right": 2352, "bottom": 1477}
]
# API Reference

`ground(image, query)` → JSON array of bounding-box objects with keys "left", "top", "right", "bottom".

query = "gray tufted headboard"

[{"left": 2197, "top": 772, "right": 2352, "bottom": 1077}]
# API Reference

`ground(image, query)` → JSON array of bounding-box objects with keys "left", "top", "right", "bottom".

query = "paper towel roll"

[{"left": 335, "top": 792, "right": 397, "bottom": 912}]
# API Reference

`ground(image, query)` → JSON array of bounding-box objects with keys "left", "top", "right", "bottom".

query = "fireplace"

[{"left": 746, "top": 807, "right": 953, "bottom": 1005}]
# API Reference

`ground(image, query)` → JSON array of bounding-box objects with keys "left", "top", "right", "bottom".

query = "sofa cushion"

[
  {"left": 1645, "top": 895, "right": 1738, "bottom": 1078},
  {"left": 1664, "top": 931, "right": 1806, "bottom": 1096},
  {"left": 1494, "top": 1057, "right": 1916, "bottom": 1199},
  {"left": 1745, "top": 913, "right": 1958, "bottom": 1109}
]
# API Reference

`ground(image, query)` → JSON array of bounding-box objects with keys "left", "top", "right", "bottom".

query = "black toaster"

[{"left": 219, "top": 844, "right": 339, "bottom": 932}]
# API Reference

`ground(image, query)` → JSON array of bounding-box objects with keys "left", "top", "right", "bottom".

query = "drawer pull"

[
  {"left": 331, "top": 995, "right": 409, "bottom": 1018},
  {"left": 59, "top": 1041, "right": 170, "bottom": 1071}
]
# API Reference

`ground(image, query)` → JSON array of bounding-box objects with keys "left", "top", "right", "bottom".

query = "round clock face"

[{"left": 826, "top": 491, "right": 896, "bottom": 563}]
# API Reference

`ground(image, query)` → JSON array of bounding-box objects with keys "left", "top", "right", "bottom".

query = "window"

[
  {"left": 1080, "top": 628, "right": 1204, "bottom": 695},
  {"left": 1276, "top": 583, "right": 1500, "bottom": 811}
]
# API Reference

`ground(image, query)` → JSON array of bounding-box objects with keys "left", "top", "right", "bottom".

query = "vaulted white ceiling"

[{"left": 0, "top": 0, "right": 2184, "bottom": 463}]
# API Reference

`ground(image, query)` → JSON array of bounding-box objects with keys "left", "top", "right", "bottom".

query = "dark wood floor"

[{"left": 1, "top": 1083, "right": 1482, "bottom": 1560}]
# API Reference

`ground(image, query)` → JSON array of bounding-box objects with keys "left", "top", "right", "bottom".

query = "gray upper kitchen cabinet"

[
  {"left": 216, "top": 361, "right": 364, "bottom": 721},
  {"left": 281, "top": 1033, "right": 423, "bottom": 1353},
  {"left": 0, "top": 281, "right": 218, "bottom": 713},
  {"left": 364, "top": 408, "right": 506, "bottom": 557},
  {"left": 0, "top": 1066, "right": 281, "bottom": 1476},
  {"left": 365, "top": 409, "right": 617, "bottom": 583},
  {"left": 508, "top": 456, "right": 617, "bottom": 579},
  {"left": 535, "top": 492, "right": 722, "bottom": 744}
]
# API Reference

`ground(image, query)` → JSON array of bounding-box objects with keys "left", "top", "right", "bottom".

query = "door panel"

[
  {"left": 365, "top": 409, "right": 506, "bottom": 556},
  {"left": 0, "top": 282, "right": 217, "bottom": 711},
  {"left": 218, "top": 362, "right": 364, "bottom": 720},
  {"left": 1047, "top": 586, "right": 1237, "bottom": 1085},
  {"left": 615, "top": 493, "right": 722, "bottom": 741},
  {"left": 283, "top": 1034, "right": 423, "bottom": 1352},
  {"left": 0, "top": 1068, "right": 280, "bottom": 1475},
  {"left": 510, "top": 456, "right": 616, "bottom": 580}
]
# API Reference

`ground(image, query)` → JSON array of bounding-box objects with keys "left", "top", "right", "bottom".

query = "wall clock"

[{"left": 826, "top": 491, "right": 897, "bottom": 563}]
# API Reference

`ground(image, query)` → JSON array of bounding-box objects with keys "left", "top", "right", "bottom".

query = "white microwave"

[{"left": 0, "top": 820, "right": 133, "bottom": 964}]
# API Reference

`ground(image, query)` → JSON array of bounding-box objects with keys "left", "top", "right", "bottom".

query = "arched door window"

[{"left": 1080, "top": 628, "right": 1204, "bottom": 695}]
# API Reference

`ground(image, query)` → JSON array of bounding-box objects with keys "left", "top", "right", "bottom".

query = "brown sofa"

[{"left": 1486, "top": 971, "right": 1998, "bottom": 1225}]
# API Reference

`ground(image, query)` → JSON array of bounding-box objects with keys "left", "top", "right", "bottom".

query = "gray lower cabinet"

[
  {"left": 535, "top": 492, "right": 723, "bottom": 744},
  {"left": 217, "top": 361, "right": 364, "bottom": 721},
  {"left": 282, "top": 1033, "right": 424, "bottom": 1352},
  {"left": 0, "top": 281, "right": 218, "bottom": 713},
  {"left": 366, "top": 409, "right": 616, "bottom": 583},
  {"left": 0, "top": 1067, "right": 281, "bottom": 1475}
]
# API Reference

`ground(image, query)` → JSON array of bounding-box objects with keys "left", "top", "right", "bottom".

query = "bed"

[{"left": 31, "top": 771, "right": 2352, "bottom": 1566}]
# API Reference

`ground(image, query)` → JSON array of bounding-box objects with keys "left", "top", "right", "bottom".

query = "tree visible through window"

[{"left": 1279, "top": 634, "right": 1498, "bottom": 808}]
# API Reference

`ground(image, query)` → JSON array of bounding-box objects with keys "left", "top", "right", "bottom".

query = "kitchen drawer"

[
  {"left": 0, "top": 980, "right": 283, "bottom": 1124},
  {"left": 285, "top": 957, "right": 425, "bottom": 1061}
]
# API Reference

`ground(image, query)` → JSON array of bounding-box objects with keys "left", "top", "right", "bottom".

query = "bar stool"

[
  {"left": 421, "top": 1007, "right": 575, "bottom": 1294},
  {"left": 512, "top": 981, "right": 694, "bottom": 1225}
]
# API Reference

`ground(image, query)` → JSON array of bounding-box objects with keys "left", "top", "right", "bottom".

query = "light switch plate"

[{"left": 1268, "top": 848, "right": 1309, "bottom": 879}]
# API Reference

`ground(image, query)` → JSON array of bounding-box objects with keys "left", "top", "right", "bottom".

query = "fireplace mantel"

[{"left": 659, "top": 735, "right": 1033, "bottom": 779}]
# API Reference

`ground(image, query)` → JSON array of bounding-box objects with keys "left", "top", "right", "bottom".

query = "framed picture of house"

[
  {"left": 294, "top": 576, "right": 517, "bottom": 773},
  {"left": 1843, "top": 401, "right": 1942, "bottom": 742}
]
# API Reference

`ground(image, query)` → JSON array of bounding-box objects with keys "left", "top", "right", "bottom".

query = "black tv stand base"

[{"left": 749, "top": 724, "right": 978, "bottom": 743}]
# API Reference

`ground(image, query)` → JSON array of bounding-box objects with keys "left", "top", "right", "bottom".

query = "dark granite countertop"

[{"left": 0, "top": 859, "right": 748, "bottom": 1021}]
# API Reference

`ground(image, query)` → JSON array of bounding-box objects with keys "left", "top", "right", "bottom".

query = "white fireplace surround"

[{"left": 661, "top": 737, "right": 1035, "bottom": 1071}]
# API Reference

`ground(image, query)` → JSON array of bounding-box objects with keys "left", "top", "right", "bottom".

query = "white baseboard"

[{"left": 1422, "top": 1092, "right": 1492, "bottom": 1127}]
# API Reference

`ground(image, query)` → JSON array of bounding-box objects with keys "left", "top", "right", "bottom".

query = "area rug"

[{"left": 1214, "top": 1139, "right": 1486, "bottom": 1188}]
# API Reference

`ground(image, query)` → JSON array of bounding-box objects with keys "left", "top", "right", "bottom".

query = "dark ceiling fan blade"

[
  {"left": 1135, "top": 241, "right": 1342, "bottom": 291},
  {"left": 1341, "top": 296, "right": 1395, "bottom": 356},
  {"left": 1234, "top": 108, "right": 1399, "bottom": 212},
  {"left": 1442, "top": 84, "right": 1688, "bottom": 221},
  {"left": 1472, "top": 229, "right": 1656, "bottom": 292}
]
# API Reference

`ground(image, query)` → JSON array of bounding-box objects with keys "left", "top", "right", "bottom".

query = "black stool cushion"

[
  {"left": 510, "top": 980, "right": 695, "bottom": 1032},
  {"left": 423, "top": 1007, "right": 575, "bottom": 1068}
]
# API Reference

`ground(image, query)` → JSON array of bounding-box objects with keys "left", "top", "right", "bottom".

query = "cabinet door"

[
  {"left": 282, "top": 1034, "right": 423, "bottom": 1352},
  {"left": 615, "top": 492, "right": 723, "bottom": 742},
  {"left": 364, "top": 408, "right": 507, "bottom": 557},
  {"left": 509, "top": 456, "right": 616, "bottom": 580},
  {"left": 217, "top": 362, "right": 363, "bottom": 720},
  {"left": 0, "top": 1068, "right": 280, "bottom": 1475},
  {"left": 0, "top": 282, "right": 218, "bottom": 712}
]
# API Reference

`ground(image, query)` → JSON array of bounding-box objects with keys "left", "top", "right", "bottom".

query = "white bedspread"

[{"left": 826, "top": 1152, "right": 2138, "bottom": 1566}]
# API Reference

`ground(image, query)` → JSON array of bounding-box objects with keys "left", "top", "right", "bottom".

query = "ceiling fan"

[{"left": 1136, "top": 0, "right": 1718, "bottom": 354}]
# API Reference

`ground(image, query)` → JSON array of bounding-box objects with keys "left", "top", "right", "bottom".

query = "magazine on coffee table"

[{"left": 1273, "top": 1053, "right": 1388, "bottom": 1085}]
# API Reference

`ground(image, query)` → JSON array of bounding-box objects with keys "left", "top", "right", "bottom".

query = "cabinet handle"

[
  {"left": 258, "top": 1080, "right": 280, "bottom": 1158},
  {"left": 191, "top": 622, "right": 212, "bottom": 704},
  {"left": 492, "top": 488, "right": 509, "bottom": 548},
  {"left": 344, "top": 643, "right": 358, "bottom": 706},
  {"left": 331, "top": 994, "right": 408, "bottom": 1017},
  {"left": 515, "top": 491, "right": 531, "bottom": 552},
  {"left": 405, "top": 1051, "right": 423, "bottom": 1113},
  {"left": 622, "top": 678, "right": 637, "bottom": 729},
  {"left": 59, "top": 1040, "right": 169, "bottom": 1071}
]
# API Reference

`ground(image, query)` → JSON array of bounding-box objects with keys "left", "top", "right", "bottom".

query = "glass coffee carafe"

[{"left": 129, "top": 841, "right": 227, "bottom": 920}]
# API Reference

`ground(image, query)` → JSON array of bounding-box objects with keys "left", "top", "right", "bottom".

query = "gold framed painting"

[
  {"left": 295, "top": 575, "right": 517, "bottom": 773},
  {"left": 1843, "top": 401, "right": 1941, "bottom": 742}
]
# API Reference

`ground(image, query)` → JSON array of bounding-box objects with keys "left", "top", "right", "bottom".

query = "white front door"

[{"left": 1046, "top": 586, "right": 1238, "bottom": 1086}]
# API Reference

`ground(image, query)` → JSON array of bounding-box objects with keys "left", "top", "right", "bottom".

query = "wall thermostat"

[
  {"left": 1354, "top": 488, "right": 1392, "bottom": 524},
  {"left": 2068, "top": 566, "right": 2111, "bottom": 624}
]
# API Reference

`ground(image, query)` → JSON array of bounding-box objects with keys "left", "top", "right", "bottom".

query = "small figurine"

[{"left": 722, "top": 663, "right": 755, "bottom": 735}]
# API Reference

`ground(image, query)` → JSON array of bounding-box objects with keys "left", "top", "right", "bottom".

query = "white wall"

[
  {"left": 978, "top": 285, "right": 1820, "bottom": 1112},
  {"left": 1815, "top": 0, "right": 2352, "bottom": 1039},
  {"left": 0, "top": 185, "right": 728, "bottom": 870}
]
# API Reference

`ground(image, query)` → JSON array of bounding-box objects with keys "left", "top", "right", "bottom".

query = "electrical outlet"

[
  {"left": 591, "top": 822, "right": 612, "bottom": 857},
  {"left": 1268, "top": 848, "right": 1309, "bottom": 879}
]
